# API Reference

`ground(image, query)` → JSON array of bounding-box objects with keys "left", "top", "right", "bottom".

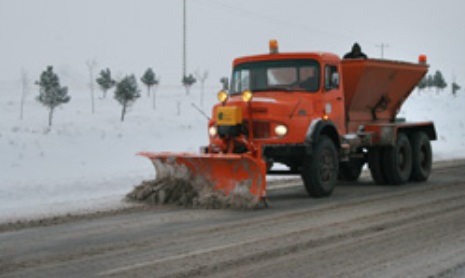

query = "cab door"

[{"left": 321, "top": 64, "right": 346, "bottom": 135}]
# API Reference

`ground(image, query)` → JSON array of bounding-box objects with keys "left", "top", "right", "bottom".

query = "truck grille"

[
  {"left": 254, "top": 121, "right": 270, "bottom": 139},
  {"left": 244, "top": 121, "right": 270, "bottom": 139}
]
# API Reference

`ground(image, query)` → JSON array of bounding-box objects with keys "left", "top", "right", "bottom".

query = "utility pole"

[
  {"left": 376, "top": 43, "right": 389, "bottom": 59},
  {"left": 86, "top": 59, "right": 98, "bottom": 114},
  {"left": 182, "top": 0, "right": 187, "bottom": 79}
]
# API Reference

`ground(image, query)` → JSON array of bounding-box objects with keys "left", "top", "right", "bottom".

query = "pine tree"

[
  {"left": 114, "top": 75, "right": 140, "bottom": 122},
  {"left": 96, "top": 68, "right": 116, "bottom": 98},
  {"left": 35, "top": 66, "right": 71, "bottom": 126},
  {"left": 417, "top": 76, "right": 427, "bottom": 92},
  {"left": 140, "top": 68, "right": 159, "bottom": 97},
  {"left": 426, "top": 74, "right": 434, "bottom": 90},
  {"left": 433, "top": 70, "right": 447, "bottom": 93},
  {"left": 182, "top": 74, "right": 196, "bottom": 95},
  {"left": 452, "top": 82, "right": 461, "bottom": 96}
]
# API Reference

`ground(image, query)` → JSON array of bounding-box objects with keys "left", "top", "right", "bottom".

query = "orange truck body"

[{"left": 142, "top": 42, "right": 436, "bottom": 204}]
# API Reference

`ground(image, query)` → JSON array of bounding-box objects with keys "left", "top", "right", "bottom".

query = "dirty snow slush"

[
  {"left": 2, "top": 162, "right": 465, "bottom": 277},
  {"left": 126, "top": 177, "right": 259, "bottom": 209}
]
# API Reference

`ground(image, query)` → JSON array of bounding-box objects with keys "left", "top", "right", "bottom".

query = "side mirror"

[
  {"left": 326, "top": 72, "right": 340, "bottom": 91},
  {"left": 220, "top": 77, "right": 229, "bottom": 90}
]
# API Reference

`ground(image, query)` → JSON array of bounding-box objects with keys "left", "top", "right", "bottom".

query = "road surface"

[{"left": 1, "top": 160, "right": 465, "bottom": 277}]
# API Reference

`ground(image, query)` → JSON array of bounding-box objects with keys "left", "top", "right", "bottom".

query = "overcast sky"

[{"left": 1, "top": 0, "right": 464, "bottom": 89}]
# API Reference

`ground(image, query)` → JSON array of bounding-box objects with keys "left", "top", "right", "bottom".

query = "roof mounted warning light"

[
  {"left": 269, "top": 39, "right": 279, "bottom": 54},
  {"left": 419, "top": 54, "right": 427, "bottom": 64}
]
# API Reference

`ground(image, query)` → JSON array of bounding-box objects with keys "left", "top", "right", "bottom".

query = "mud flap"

[{"left": 138, "top": 152, "right": 267, "bottom": 204}]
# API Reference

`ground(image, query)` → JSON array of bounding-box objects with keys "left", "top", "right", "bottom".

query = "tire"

[
  {"left": 410, "top": 132, "right": 432, "bottom": 181},
  {"left": 301, "top": 135, "right": 339, "bottom": 197},
  {"left": 368, "top": 147, "right": 388, "bottom": 185},
  {"left": 383, "top": 132, "right": 412, "bottom": 185},
  {"left": 339, "top": 160, "right": 363, "bottom": 182}
]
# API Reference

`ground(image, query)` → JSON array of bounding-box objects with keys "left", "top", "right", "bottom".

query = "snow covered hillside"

[
  {"left": 0, "top": 83, "right": 217, "bottom": 222},
  {"left": 0, "top": 82, "right": 464, "bottom": 223}
]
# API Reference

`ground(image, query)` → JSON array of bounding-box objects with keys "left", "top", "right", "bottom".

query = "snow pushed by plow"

[{"left": 126, "top": 161, "right": 260, "bottom": 209}]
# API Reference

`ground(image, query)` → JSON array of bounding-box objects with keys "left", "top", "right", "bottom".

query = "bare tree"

[
  {"left": 86, "top": 59, "right": 98, "bottom": 114},
  {"left": 176, "top": 100, "right": 182, "bottom": 116},
  {"left": 195, "top": 70, "right": 208, "bottom": 107},
  {"left": 20, "top": 69, "right": 29, "bottom": 120},
  {"left": 152, "top": 76, "right": 160, "bottom": 110}
]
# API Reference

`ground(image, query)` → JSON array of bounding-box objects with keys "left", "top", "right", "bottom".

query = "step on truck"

[{"left": 140, "top": 40, "right": 436, "bottom": 205}]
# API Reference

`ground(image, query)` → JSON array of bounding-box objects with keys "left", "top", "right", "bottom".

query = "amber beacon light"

[
  {"left": 269, "top": 39, "right": 279, "bottom": 54},
  {"left": 418, "top": 54, "right": 427, "bottom": 64}
]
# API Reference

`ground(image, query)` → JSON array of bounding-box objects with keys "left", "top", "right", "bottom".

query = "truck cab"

[{"left": 208, "top": 40, "right": 351, "bottom": 169}]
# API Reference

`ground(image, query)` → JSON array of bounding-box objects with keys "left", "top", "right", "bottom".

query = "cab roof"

[{"left": 232, "top": 52, "right": 341, "bottom": 67}]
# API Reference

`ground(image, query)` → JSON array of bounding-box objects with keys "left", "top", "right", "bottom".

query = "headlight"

[
  {"left": 242, "top": 90, "right": 253, "bottom": 102},
  {"left": 217, "top": 91, "right": 228, "bottom": 103},
  {"left": 274, "top": 125, "right": 288, "bottom": 137},
  {"left": 209, "top": 126, "right": 217, "bottom": 137}
]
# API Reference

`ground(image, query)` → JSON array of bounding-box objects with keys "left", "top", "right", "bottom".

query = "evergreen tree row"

[
  {"left": 95, "top": 68, "right": 159, "bottom": 99},
  {"left": 417, "top": 70, "right": 445, "bottom": 92},
  {"left": 417, "top": 70, "right": 461, "bottom": 96},
  {"left": 35, "top": 66, "right": 163, "bottom": 126}
]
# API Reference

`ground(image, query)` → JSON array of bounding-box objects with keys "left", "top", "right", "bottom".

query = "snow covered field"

[
  {"left": 0, "top": 81, "right": 464, "bottom": 223},
  {"left": 0, "top": 83, "right": 217, "bottom": 223}
]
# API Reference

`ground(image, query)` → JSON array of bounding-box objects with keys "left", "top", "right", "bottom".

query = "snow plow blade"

[{"left": 138, "top": 152, "right": 267, "bottom": 204}]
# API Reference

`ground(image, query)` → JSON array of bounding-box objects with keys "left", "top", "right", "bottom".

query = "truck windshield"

[{"left": 230, "top": 59, "right": 320, "bottom": 95}]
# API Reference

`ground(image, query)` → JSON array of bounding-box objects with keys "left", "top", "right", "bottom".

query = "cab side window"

[{"left": 324, "top": 65, "right": 339, "bottom": 91}]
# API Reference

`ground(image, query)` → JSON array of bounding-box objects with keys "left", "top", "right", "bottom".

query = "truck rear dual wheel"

[
  {"left": 410, "top": 131, "right": 432, "bottom": 181},
  {"left": 301, "top": 135, "right": 339, "bottom": 197},
  {"left": 368, "top": 147, "right": 388, "bottom": 185},
  {"left": 383, "top": 132, "right": 412, "bottom": 185},
  {"left": 368, "top": 133, "right": 409, "bottom": 185},
  {"left": 369, "top": 131, "right": 432, "bottom": 185}
]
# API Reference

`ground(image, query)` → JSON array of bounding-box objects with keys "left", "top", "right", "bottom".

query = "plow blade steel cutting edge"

[{"left": 138, "top": 152, "right": 267, "bottom": 201}]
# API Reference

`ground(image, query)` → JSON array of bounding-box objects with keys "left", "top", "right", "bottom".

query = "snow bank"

[
  {"left": 0, "top": 82, "right": 463, "bottom": 223},
  {"left": 399, "top": 91, "right": 465, "bottom": 160},
  {"left": 0, "top": 84, "right": 216, "bottom": 222}
]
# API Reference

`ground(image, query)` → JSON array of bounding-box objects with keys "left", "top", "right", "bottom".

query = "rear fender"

[{"left": 365, "top": 121, "right": 436, "bottom": 146}]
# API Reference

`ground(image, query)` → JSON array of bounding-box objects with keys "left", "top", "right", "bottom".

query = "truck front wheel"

[{"left": 301, "top": 135, "right": 339, "bottom": 197}]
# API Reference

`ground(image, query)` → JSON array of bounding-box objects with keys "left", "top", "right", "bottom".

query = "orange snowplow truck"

[{"left": 141, "top": 40, "right": 436, "bottom": 205}]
